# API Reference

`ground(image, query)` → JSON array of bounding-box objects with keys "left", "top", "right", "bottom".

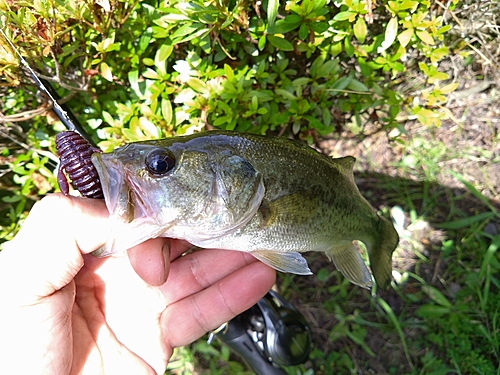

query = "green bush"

[
  {"left": 2, "top": 0, "right": 457, "bottom": 142},
  {"left": 0, "top": 0, "right": 457, "bottom": 245}
]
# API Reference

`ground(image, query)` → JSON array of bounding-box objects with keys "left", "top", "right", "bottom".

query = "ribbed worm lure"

[
  {"left": 55, "top": 131, "right": 104, "bottom": 199},
  {"left": 0, "top": 28, "right": 104, "bottom": 199}
]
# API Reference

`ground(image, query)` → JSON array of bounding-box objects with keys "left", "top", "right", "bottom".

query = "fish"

[{"left": 91, "top": 131, "right": 399, "bottom": 289}]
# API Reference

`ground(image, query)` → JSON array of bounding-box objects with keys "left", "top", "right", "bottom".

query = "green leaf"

[
  {"left": 333, "top": 11, "right": 356, "bottom": 21},
  {"left": 399, "top": 0, "right": 419, "bottom": 11},
  {"left": 353, "top": 17, "right": 367, "bottom": 43},
  {"left": 273, "top": 110, "right": 291, "bottom": 124},
  {"left": 267, "top": 35, "right": 294, "bottom": 51},
  {"left": 310, "top": 55, "right": 325, "bottom": 78},
  {"left": 154, "top": 11, "right": 189, "bottom": 25},
  {"left": 100, "top": 62, "right": 113, "bottom": 81},
  {"left": 422, "top": 286, "right": 452, "bottom": 307},
  {"left": 347, "top": 78, "right": 369, "bottom": 92},
  {"left": 299, "top": 23, "right": 309, "bottom": 40},
  {"left": 186, "top": 77, "right": 208, "bottom": 93},
  {"left": 378, "top": 17, "right": 398, "bottom": 53},
  {"left": 102, "top": 111, "right": 115, "bottom": 126},
  {"left": 170, "top": 23, "right": 202, "bottom": 39},
  {"left": 139, "top": 116, "right": 159, "bottom": 138},
  {"left": 440, "top": 82, "right": 458, "bottom": 94},
  {"left": 267, "top": 0, "right": 279, "bottom": 28},
  {"left": 156, "top": 44, "right": 173, "bottom": 62},
  {"left": 435, "top": 212, "right": 495, "bottom": 230},
  {"left": 480, "top": 234, "right": 500, "bottom": 279},
  {"left": 172, "top": 27, "right": 210, "bottom": 44},
  {"left": 344, "top": 37, "right": 354, "bottom": 57},
  {"left": 143, "top": 57, "right": 155, "bottom": 66},
  {"left": 269, "top": 16, "right": 302, "bottom": 34},
  {"left": 258, "top": 35, "right": 266, "bottom": 50},
  {"left": 309, "top": 21, "right": 329, "bottom": 33},
  {"left": 224, "top": 64, "right": 234, "bottom": 81},
  {"left": 418, "top": 62, "right": 429, "bottom": 75},
  {"left": 305, "top": 115, "right": 327, "bottom": 132},
  {"left": 358, "top": 57, "right": 372, "bottom": 77},
  {"left": 330, "top": 76, "right": 351, "bottom": 91},
  {"left": 143, "top": 68, "right": 161, "bottom": 80},
  {"left": 317, "top": 59, "right": 339, "bottom": 77},
  {"left": 138, "top": 28, "right": 152, "bottom": 53},
  {"left": 213, "top": 115, "right": 232, "bottom": 126},
  {"left": 312, "top": 0, "right": 327, "bottom": 12},
  {"left": 251, "top": 95, "right": 258, "bottom": 110},
  {"left": 416, "top": 304, "right": 452, "bottom": 318},
  {"left": 322, "top": 106, "right": 331, "bottom": 126},
  {"left": 416, "top": 29, "right": 434, "bottom": 45},
  {"left": 275, "top": 88, "right": 297, "bottom": 100},
  {"left": 161, "top": 98, "right": 173, "bottom": 125},
  {"left": 292, "top": 77, "right": 311, "bottom": 86},
  {"left": 398, "top": 28, "right": 414, "bottom": 47}
]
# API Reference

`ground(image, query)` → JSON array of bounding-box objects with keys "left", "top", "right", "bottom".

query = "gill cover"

[{"left": 91, "top": 149, "right": 265, "bottom": 257}]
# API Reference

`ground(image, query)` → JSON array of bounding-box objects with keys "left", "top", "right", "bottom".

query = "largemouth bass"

[{"left": 91, "top": 131, "right": 398, "bottom": 289}]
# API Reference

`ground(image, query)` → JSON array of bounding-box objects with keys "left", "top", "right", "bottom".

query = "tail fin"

[{"left": 369, "top": 217, "right": 399, "bottom": 290}]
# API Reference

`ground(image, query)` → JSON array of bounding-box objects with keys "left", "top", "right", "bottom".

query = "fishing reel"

[{"left": 210, "top": 289, "right": 312, "bottom": 375}]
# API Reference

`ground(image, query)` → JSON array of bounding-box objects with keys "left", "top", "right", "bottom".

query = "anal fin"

[
  {"left": 327, "top": 243, "right": 373, "bottom": 289},
  {"left": 251, "top": 251, "right": 312, "bottom": 275}
]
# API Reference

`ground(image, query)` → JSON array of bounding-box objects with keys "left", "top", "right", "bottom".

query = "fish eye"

[{"left": 145, "top": 149, "right": 176, "bottom": 176}]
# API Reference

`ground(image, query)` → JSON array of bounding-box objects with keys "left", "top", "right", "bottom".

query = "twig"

[
  {"left": 465, "top": 40, "right": 498, "bottom": 68},
  {"left": 119, "top": 0, "right": 141, "bottom": 25},
  {"left": 30, "top": 73, "right": 89, "bottom": 92},
  {"left": 435, "top": 0, "right": 464, "bottom": 28},
  {"left": 0, "top": 105, "right": 51, "bottom": 123}
]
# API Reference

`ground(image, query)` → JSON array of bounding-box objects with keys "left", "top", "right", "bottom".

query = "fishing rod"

[
  {"left": 0, "top": 28, "right": 93, "bottom": 144},
  {"left": 2, "top": 28, "right": 313, "bottom": 375}
]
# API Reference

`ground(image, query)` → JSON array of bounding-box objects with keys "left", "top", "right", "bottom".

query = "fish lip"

[
  {"left": 91, "top": 152, "right": 156, "bottom": 224},
  {"left": 92, "top": 152, "right": 131, "bottom": 221}
]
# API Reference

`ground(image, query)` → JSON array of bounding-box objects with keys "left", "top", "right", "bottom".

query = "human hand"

[{"left": 0, "top": 194, "right": 276, "bottom": 374}]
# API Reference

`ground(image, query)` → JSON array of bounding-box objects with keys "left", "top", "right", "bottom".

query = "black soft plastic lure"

[{"left": 55, "top": 131, "right": 104, "bottom": 199}]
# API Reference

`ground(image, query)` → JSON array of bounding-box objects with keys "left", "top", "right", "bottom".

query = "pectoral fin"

[
  {"left": 261, "top": 192, "right": 319, "bottom": 227},
  {"left": 326, "top": 243, "right": 373, "bottom": 289},
  {"left": 251, "top": 250, "right": 312, "bottom": 275}
]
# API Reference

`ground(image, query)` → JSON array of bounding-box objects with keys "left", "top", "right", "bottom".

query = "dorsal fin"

[{"left": 332, "top": 156, "right": 356, "bottom": 181}]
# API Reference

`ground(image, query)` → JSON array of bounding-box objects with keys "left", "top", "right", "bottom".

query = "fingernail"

[{"left": 161, "top": 243, "right": 171, "bottom": 283}]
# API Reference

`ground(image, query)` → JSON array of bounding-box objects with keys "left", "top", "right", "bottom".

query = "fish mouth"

[
  {"left": 92, "top": 152, "right": 155, "bottom": 224},
  {"left": 92, "top": 153, "right": 132, "bottom": 222},
  {"left": 91, "top": 152, "right": 171, "bottom": 258},
  {"left": 90, "top": 153, "right": 150, "bottom": 258}
]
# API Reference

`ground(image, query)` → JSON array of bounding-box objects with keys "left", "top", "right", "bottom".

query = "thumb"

[
  {"left": 128, "top": 239, "right": 171, "bottom": 286},
  {"left": 0, "top": 194, "right": 111, "bottom": 305}
]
